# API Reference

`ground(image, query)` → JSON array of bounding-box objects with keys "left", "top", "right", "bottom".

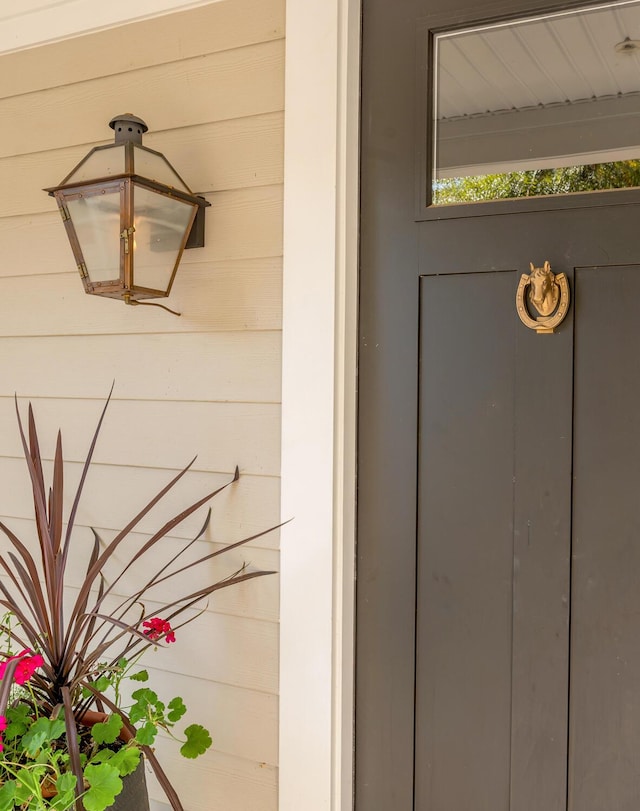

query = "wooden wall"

[{"left": 0, "top": 0, "right": 284, "bottom": 808}]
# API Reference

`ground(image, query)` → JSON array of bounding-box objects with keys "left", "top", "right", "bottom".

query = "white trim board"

[{"left": 280, "top": 0, "right": 360, "bottom": 810}]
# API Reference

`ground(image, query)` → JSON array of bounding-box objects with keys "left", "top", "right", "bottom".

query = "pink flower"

[
  {"left": 14, "top": 654, "right": 44, "bottom": 685},
  {"left": 0, "top": 650, "right": 44, "bottom": 685},
  {"left": 0, "top": 715, "right": 6, "bottom": 732},
  {"left": 142, "top": 617, "right": 176, "bottom": 643}
]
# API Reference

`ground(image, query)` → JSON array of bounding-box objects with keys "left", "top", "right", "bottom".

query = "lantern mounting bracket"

[{"left": 186, "top": 198, "right": 208, "bottom": 250}]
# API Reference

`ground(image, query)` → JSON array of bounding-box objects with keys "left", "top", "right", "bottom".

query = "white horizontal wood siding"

[
  {"left": 0, "top": 1, "right": 284, "bottom": 809},
  {"left": 0, "top": 0, "right": 230, "bottom": 54}
]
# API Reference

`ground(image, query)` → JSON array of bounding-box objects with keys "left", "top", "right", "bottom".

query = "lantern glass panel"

[
  {"left": 66, "top": 189, "right": 121, "bottom": 283},
  {"left": 132, "top": 185, "right": 196, "bottom": 293},
  {"left": 133, "top": 146, "right": 191, "bottom": 192},
  {"left": 64, "top": 146, "right": 126, "bottom": 186}
]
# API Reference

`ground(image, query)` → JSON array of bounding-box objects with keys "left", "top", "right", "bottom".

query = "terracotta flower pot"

[{"left": 76, "top": 709, "right": 135, "bottom": 743}]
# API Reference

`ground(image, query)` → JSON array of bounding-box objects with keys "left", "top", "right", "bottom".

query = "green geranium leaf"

[
  {"left": 89, "top": 749, "right": 114, "bottom": 764},
  {"left": 129, "top": 687, "right": 162, "bottom": 724},
  {"left": 13, "top": 774, "right": 34, "bottom": 804},
  {"left": 167, "top": 697, "right": 187, "bottom": 723},
  {"left": 83, "top": 764, "right": 123, "bottom": 811},
  {"left": 131, "top": 687, "right": 157, "bottom": 704},
  {"left": 22, "top": 717, "right": 66, "bottom": 756},
  {"left": 117, "top": 658, "right": 128, "bottom": 671},
  {"left": 35, "top": 748, "right": 51, "bottom": 764},
  {"left": 92, "top": 675, "right": 111, "bottom": 693},
  {"left": 51, "top": 772, "right": 77, "bottom": 811},
  {"left": 91, "top": 713, "right": 123, "bottom": 745},
  {"left": 7, "top": 704, "right": 31, "bottom": 722},
  {"left": 15, "top": 765, "right": 45, "bottom": 796},
  {"left": 130, "top": 670, "right": 149, "bottom": 682},
  {"left": 128, "top": 705, "right": 145, "bottom": 724},
  {"left": 0, "top": 780, "right": 16, "bottom": 811},
  {"left": 180, "top": 724, "right": 212, "bottom": 759},
  {"left": 109, "top": 746, "right": 141, "bottom": 776},
  {"left": 56, "top": 773, "right": 77, "bottom": 793},
  {"left": 5, "top": 704, "right": 31, "bottom": 740},
  {"left": 135, "top": 721, "right": 157, "bottom": 747}
]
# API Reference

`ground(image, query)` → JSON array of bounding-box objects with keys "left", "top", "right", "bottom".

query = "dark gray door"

[{"left": 357, "top": 1, "right": 640, "bottom": 810}]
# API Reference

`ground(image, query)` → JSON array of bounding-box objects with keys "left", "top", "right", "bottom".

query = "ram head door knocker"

[{"left": 516, "top": 261, "right": 570, "bottom": 334}]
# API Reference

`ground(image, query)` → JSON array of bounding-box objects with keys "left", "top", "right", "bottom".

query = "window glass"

[
  {"left": 132, "top": 185, "right": 195, "bottom": 293},
  {"left": 432, "top": 1, "right": 640, "bottom": 205},
  {"left": 133, "top": 147, "right": 191, "bottom": 193},
  {"left": 67, "top": 190, "right": 121, "bottom": 283}
]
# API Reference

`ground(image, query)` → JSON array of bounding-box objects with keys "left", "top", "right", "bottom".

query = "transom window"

[{"left": 432, "top": 0, "right": 640, "bottom": 205}]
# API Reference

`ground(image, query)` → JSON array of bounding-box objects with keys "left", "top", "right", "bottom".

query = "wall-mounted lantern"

[{"left": 45, "top": 114, "right": 210, "bottom": 314}]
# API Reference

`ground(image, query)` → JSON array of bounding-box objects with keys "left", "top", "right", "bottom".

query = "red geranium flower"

[
  {"left": 0, "top": 650, "right": 44, "bottom": 685},
  {"left": 142, "top": 617, "right": 176, "bottom": 643}
]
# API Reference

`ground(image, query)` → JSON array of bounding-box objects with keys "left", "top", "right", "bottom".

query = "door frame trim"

[{"left": 280, "top": 1, "right": 361, "bottom": 810}]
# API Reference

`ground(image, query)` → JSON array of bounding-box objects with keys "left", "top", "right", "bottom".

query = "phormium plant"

[{"left": 0, "top": 391, "right": 276, "bottom": 810}]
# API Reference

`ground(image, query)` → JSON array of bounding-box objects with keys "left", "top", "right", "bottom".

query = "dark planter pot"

[
  {"left": 41, "top": 756, "right": 150, "bottom": 810},
  {"left": 77, "top": 710, "right": 150, "bottom": 811},
  {"left": 108, "top": 760, "right": 150, "bottom": 811}
]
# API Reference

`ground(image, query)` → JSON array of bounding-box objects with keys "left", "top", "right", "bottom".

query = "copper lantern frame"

[{"left": 44, "top": 114, "right": 210, "bottom": 312}]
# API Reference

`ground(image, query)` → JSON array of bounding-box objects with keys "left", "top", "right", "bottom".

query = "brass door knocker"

[{"left": 516, "top": 261, "right": 570, "bottom": 334}]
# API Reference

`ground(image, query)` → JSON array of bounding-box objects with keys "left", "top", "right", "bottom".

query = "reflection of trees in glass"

[{"left": 433, "top": 160, "right": 640, "bottom": 204}]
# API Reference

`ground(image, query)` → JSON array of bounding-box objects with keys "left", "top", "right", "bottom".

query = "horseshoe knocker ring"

[{"left": 516, "top": 260, "right": 570, "bottom": 334}]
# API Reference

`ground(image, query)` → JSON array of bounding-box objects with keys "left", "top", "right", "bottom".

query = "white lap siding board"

[
  {"left": 0, "top": 0, "right": 228, "bottom": 53},
  {"left": 0, "top": 1, "right": 284, "bottom": 809}
]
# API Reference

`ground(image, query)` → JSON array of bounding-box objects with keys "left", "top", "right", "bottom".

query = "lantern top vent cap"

[{"left": 109, "top": 114, "right": 148, "bottom": 145}]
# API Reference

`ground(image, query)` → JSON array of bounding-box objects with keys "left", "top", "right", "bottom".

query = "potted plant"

[{"left": 0, "top": 393, "right": 276, "bottom": 810}]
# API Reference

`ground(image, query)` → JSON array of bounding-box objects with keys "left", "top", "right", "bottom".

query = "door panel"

[
  {"left": 569, "top": 266, "right": 640, "bottom": 811},
  {"left": 416, "top": 272, "right": 517, "bottom": 811},
  {"left": 416, "top": 260, "right": 574, "bottom": 810}
]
